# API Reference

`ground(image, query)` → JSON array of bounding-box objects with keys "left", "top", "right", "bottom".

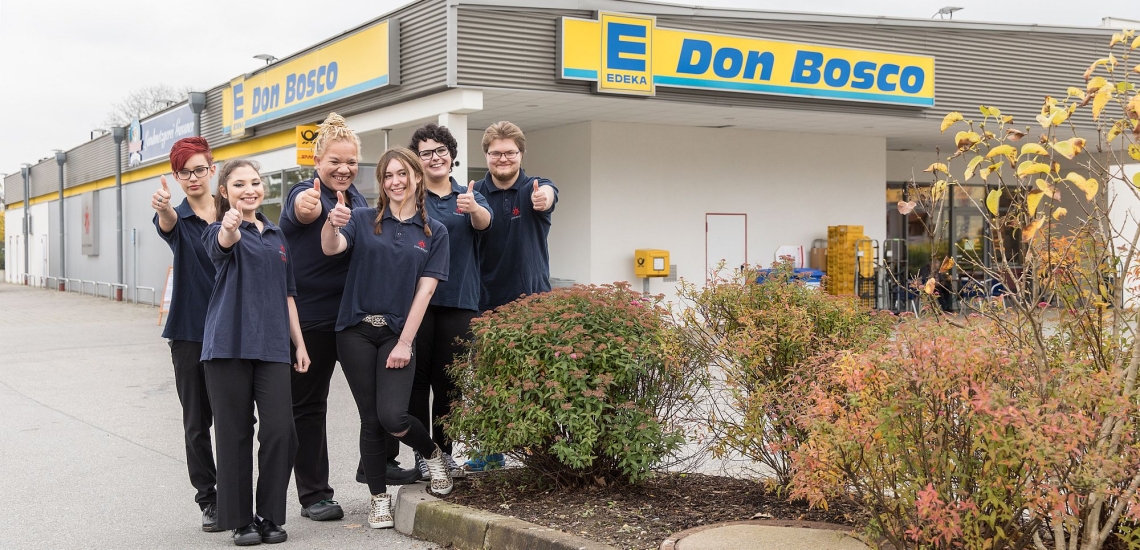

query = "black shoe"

[
  {"left": 202, "top": 503, "right": 223, "bottom": 533},
  {"left": 387, "top": 458, "right": 422, "bottom": 485},
  {"left": 232, "top": 522, "right": 261, "bottom": 546},
  {"left": 258, "top": 519, "right": 287, "bottom": 544},
  {"left": 300, "top": 499, "right": 344, "bottom": 521}
]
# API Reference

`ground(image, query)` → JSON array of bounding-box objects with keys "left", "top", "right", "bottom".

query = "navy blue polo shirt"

[
  {"left": 200, "top": 213, "right": 297, "bottom": 364},
  {"left": 335, "top": 207, "right": 449, "bottom": 335},
  {"left": 154, "top": 199, "right": 216, "bottom": 342},
  {"left": 425, "top": 177, "right": 491, "bottom": 311},
  {"left": 280, "top": 179, "right": 368, "bottom": 330},
  {"left": 474, "top": 168, "right": 558, "bottom": 311}
]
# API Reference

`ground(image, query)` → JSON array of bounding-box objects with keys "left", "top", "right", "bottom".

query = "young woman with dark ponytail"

[{"left": 320, "top": 147, "right": 453, "bottom": 529}]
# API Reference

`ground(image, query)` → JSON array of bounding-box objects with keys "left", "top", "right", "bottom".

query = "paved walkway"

[{"left": 0, "top": 282, "right": 437, "bottom": 549}]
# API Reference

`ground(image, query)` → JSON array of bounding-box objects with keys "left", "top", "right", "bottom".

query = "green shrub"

[
  {"left": 446, "top": 283, "right": 700, "bottom": 488},
  {"left": 676, "top": 261, "right": 894, "bottom": 486}
]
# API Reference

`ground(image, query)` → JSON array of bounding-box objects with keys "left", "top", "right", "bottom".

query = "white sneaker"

[
  {"left": 444, "top": 452, "right": 466, "bottom": 479},
  {"left": 424, "top": 446, "right": 455, "bottom": 495},
  {"left": 368, "top": 493, "right": 393, "bottom": 529}
]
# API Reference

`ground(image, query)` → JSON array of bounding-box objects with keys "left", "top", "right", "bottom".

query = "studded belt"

[{"left": 362, "top": 315, "right": 387, "bottom": 327}]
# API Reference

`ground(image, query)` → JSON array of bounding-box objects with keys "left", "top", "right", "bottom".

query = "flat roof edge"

[{"left": 452, "top": 0, "right": 1119, "bottom": 35}]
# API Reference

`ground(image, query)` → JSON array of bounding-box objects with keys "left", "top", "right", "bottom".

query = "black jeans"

[
  {"left": 169, "top": 340, "right": 217, "bottom": 510},
  {"left": 204, "top": 359, "right": 297, "bottom": 530},
  {"left": 411, "top": 306, "right": 477, "bottom": 454},
  {"left": 337, "top": 322, "right": 436, "bottom": 495}
]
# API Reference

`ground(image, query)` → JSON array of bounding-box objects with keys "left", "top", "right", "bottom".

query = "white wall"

[
  {"left": 523, "top": 122, "right": 592, "bottom": 286},
  {"left": 585, "top": 121, "right": 885, "bottom": 298},
  {"left": 1110, "top": 163, "right": 1140, "bottom": 307}
]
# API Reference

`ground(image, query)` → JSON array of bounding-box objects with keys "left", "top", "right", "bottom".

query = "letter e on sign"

[{"left": 599, "top": 12, "right": 654, "bottom": 96}]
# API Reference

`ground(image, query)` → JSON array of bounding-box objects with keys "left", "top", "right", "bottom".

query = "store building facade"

[{"left": 3, "top": 0, "right": 1118, "bottom": 306}]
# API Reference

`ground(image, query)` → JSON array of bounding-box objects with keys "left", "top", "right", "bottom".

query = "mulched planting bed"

[{"left": 441, "top": 468, "right": 866, "bottom": 550}]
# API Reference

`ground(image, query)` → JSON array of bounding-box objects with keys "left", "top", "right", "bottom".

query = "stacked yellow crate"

[{"left": 826, "top": 225, "right": 867, "bottom": 295}]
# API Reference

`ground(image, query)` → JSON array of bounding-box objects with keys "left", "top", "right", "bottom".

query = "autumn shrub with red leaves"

[{"left": 446, "top": 283, "right": 702, "bottom": 488}]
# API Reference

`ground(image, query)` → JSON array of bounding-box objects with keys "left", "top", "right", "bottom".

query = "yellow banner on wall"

[
  {"left": 223, "top": 19, "right": 399, "bottom": 136},
  {"left": 558, "top": 12, "right": 935, "bottom": 106}
]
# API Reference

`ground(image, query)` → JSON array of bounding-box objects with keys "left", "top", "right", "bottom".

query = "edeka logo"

[
  {"left": 558, "top": 12, "right": 935, "bottom": 107},
  {"left": 598, "top": 13, "right": 653, "bottom": 95},
  {"left": 223, "top": 19, "right": 399, "bottom": 136}
]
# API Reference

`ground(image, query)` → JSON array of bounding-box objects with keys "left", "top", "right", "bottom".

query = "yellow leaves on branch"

[
  {"left": 1006, "top": 128, "right": 1027, "bottom": 141},
  {"left": 979, "top": 105, "right": 1001, "bottom": 118},
  {"left": 939, "top": 257, "right": 956, "bottom": 273},
  {"left": 1022, "top": 217, "right": 1047, "bottom": 242},
  {"left": 1133, "top": 172, "right": 1140, "bottom": 188},
  {"left": 941, "top": 112, "right": 963, "bottom": 133},
  {"left": 1053, "top": 207, "right": 1068, "bottom": 220},
  {"left": 1050, "top": 138, "right": 1086, "bottom": 160},
  {"left": 987, "top": 188, "right": 1003, "bottom": 216},
  {"left": 1065, "top": 172, "right": 1099, "bottom": 201},
  {"left": 1130, "top": 144, "right": 1140, "bottom": 162},
  {"left": 981, "top": 162, "right": 1003, "bottom": 182},
  {"left": 1017, "top": 161, "right": 1051, "bottom": 178},
  {"left": 955, "top": 131, "right": 981, "bottom": 150},
  {"left": 986, "top": 145, "right": 1016, "bottom": 160},
  {"left": 923, "top": 278, "right": 937, "bottom": 295},
  {"left": 924, "top": 162, "right": 949, "bottom": 174},
  {"left": 964, "top": 156, "right": 984, "bottom": 182},
  {"left": 1092, "top": 86, "right": 1113, "bottom": 120},
  {"left": 1021, "top": 143, "right": 1048, "bottom": 156},
  {"left": 1084, "top": 54, "right": 1118, "bottom": 81},
  {"left": 1036, "top": 178, "right": 1060, "bottom": 200},
  {"left": 1026, "top": 190, "right": 1045, "bottom": 218}
]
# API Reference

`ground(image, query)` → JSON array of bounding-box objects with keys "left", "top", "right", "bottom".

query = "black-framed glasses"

[
  {"left": 175, "top": 166, "right": 210, "bottom": 180},
  {"left": 418, "top": 146, "right": 449, "bottom": 160},
  {"left": 487, "top": 150, "right": 520, "bottom": 161}
]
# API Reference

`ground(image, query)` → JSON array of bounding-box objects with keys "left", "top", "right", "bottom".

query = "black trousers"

[
  {"left": 289, "top": 330, "right": 336, "bottom": 508},
  {"left": 169, "top": 340, "right": 217, "bottom": 509},
  {"left": 411, "top": 306, "right": 477, "bottom": 454},
  {"left": 204, "top": 359, "right": 297, "bottom": 530},
  {"left": 337, "top": 323, "right": 436, "bottom": 495}
]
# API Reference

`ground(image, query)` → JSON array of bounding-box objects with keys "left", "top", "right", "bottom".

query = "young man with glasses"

[
  {"left": 151, "top": 137, "right": 221, "bottom": 532},
  {"left": 407, "top": 123, "right": 491, "bottom": 480},
  {"left": 467, "top": 121, "right": 558, "bottom": 472}
]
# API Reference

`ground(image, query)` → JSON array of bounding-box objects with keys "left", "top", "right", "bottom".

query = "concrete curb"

[{"left": 394, "top": 483, "right": 617, "bottom": 550}]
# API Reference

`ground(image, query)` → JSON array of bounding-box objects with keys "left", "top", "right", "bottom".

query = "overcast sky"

[{"left": 1, "top": 0, "right": 1137, "bottom": 180}]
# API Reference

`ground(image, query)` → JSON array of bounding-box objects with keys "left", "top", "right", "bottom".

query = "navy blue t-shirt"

[
  {"left": 279, "top": 179, "right": 368, "bottom": 330},
  {"left": 335, "top": 207, "right": 449, "bottom": 334},
  {"left": 424, "top": 177, "right": 491, "bottom": 311},
  {"left": 200, "top": 213, "right": 297, "bottom": 364},
  {"left": 154, "top": 199, "right": 216, "bottom": 342},
  {"left": 474, "top": 168, "right": 558, "bottom": 311}
]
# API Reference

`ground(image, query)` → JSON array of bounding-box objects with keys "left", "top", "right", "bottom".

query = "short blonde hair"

[
  {"left": 313, "top": 112, "right": 362, "bottom": 158},
  {"left": 481, "top": 121, "right": 525, "bottom": 154}
]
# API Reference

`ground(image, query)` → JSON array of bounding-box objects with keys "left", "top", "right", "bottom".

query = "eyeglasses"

[
  {"left": 418, "top": 146, "right": 450, "bottom": 160},
  {"left": 175, "top": 166, "right": 210, "bottom": 180},
  {"left": 486, "top": 150, "right": 520, "bottom": 161}
]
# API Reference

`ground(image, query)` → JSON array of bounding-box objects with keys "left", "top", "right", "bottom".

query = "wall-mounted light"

[
  {"left": 933, "top": 6, "right": 964, "bottom": 19},
  {"left": 253, "top": 54, "right": 279, "bottom": 65}
]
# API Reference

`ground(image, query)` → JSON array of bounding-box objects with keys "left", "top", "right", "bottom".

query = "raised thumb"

[
  {"left": 467, "top": 181, "right": 474, "bottom": 194},
  {"left": 336, "top": 190, "right": 345, "bottom": 205},
  {"left": 161, "top": 175, "right": 170, "bottom": 192},
  {"left": 533, "top": 180, "right": 539, "bottom": 193},
  {"left": 313, "top": 177, "right": 321, "bottom": 193}
]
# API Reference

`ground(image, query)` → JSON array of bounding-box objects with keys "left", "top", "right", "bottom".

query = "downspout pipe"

[
  {"left": 21, "top": 163, "right": 30, "bottom": 284},
  {"left": 55, "top": 150, "right": 66, "bottom": 284},
  {"left": 112, "top": 126, "right": 126, "bottom": 298},
  {"left": 188, "top": 92, "right": 206, "bottom": 137}
]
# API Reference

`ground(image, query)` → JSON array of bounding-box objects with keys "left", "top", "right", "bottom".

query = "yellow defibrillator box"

[{"left": 634, "top": 249, "right": 670, "bottom": 278}]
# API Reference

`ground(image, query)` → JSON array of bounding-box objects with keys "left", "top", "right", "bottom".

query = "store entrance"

[{"left": 885, "top": 182, "right": 1025, "bottom": 312}]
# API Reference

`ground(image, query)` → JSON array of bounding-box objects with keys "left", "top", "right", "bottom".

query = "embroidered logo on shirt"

[
  {"left": 512, "top": 207, "right": 521, "bottom": 218},
  {"left": 279, "top": 245, "right": 287, "bottom": 262},
  {"left": 415, "top": 240, "right": 428, "bottom": 253}
]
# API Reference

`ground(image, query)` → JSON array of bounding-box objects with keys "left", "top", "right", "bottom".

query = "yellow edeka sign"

[
  {"left": 558, "top": 12, "right": 935, "bottom": 107},
  {"left": 223, "top": 19, "right": 400, "bottom": 137}
]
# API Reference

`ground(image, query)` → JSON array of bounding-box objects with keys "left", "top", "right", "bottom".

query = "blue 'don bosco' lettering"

[
  {"left": 676, "top": 39, "right": 774, "bottom": 81},
  {"left": 789, "top": 51, "right": 925, "bottom": 94}
]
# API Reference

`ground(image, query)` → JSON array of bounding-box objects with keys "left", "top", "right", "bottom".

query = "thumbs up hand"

[
  {"left": 152, "top": 175, "right": 172, "bottom": 212},
  {"left": 457, "top": 181, "right": 477, "bottom": 213},
  {"left": 530, "top": 179, "right": 549, "bottom": 211},
  {"left": 221, "top": 204, "right": 243, "bottom": 238},
  {"left": 328, "top": 190, "right": 351, "bottom": 229},
  {"left": 297, "top": 177, "right": 323, "bottom": 217}
]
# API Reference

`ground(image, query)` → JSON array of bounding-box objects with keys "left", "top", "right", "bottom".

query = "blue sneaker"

[{"left": 463, "top": 452, "right": 505, "bottom": 473}]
